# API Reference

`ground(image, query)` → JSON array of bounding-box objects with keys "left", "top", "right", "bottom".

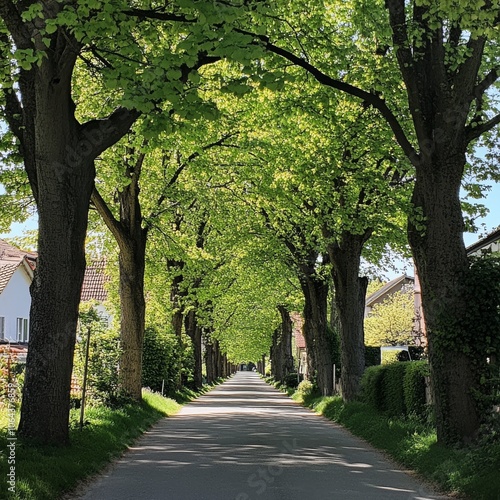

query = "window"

[
  {"left": 16, "top": 318, "right": 29, "bottom": 342},
  {"left": 0, "top": 317, "right": 4, "bottom": 340}
]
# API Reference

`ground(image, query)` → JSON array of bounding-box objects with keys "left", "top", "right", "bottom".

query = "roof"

[
  {"left": 0, "top": 240, "right": 36, "bottom": 294},
  {"left": 365, "top": 274, "right": 414, "bottom": 308},
  {"left": 466, "top": 226, "right": 500, "bottom": 255},
  {"left": 0, "top": 262, "right": 20, "bottom": 294},
  {"left": 81, "top": 260, "right": 109, "bottom": 302},
  {"left": 0, "top": 239, "right": 37, "bottom": 267}
]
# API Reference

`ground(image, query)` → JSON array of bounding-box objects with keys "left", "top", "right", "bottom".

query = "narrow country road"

[{"left": 74, "top": 372, "right": 449, "bottom": 500}]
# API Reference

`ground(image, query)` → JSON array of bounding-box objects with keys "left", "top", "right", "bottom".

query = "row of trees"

[{"left": 1, "top": 0, "right": 499, "bottom": 446}]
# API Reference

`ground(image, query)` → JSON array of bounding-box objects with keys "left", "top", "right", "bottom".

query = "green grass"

[
  {"left": 292, "top": 392, "right": 500, "bottom": 500},
  {"left": 0, "top": 390, "right": 182, "bottom": 500}
]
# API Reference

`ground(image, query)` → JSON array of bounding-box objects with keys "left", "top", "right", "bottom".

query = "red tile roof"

[
  {"left": 0, "top": 239, "right": 37, "bottom": 294},
  {"left": 81, "top": 260, "right": 109, "bottom": 302},
  {"left": 0, "top": 262, "right": 20, "bottom": 294}
]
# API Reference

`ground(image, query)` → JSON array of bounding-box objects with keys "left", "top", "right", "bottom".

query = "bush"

[
  {"left": 0, "top": 348, "right": 24, "bottom": 408},
  {"left": 403, "top": 360, "right": 429, "bottom": 418},
  {"left": 73, "top": 307, "right": 121, "bottom": 407},
  {"left": 283, "top": 372, "right": 303, "bottom": 388},
  {"left": 383, "top": 362, "right": 407, "bottom": 416},
  {"left": 361, "top": 361, "right": 430, "bottom": 421},
  {"left": 297, "top": 379, "right": 315, "bottom": 397},
  {"left": 360, "top": 365, "right": 385, "bottom": 411},
  {"left": 365, "top": 346, "right": 381, "bottom": 367},
  {"left": 142, "top": 328, "right": 183, "bottom": 395}
]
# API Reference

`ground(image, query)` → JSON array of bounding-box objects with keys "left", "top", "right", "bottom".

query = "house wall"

[{"left": 0, "top": 266, "right": 31, "bottom": 342}]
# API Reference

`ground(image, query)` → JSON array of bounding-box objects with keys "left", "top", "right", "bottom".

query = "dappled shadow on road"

[{"left": 77, "top": 372, "right": 449, "bottom": 500}]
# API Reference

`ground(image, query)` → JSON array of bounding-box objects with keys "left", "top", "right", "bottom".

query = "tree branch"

[
  {"left": 123, "top": 7, "right": 195, "bottom": 23},
  {"left": 236, "top": 29, "right": 419, "bottom": 166},
  {"left": 0, "top": 0, "right": 33, "bottom": 49},
  {"left": 91, "top": 187, "right": 128, "bottom": 249},
  {"left": 386, "top": 0, "right": 426, "bottom": 142},
  {"left": 80, "top": 107, "right": 140, "bottom": 160},
  {"left": 474, "top": 67, "right": 499, "bottom": 100},
  {"left": 2, "top": 87, "right": 23, "bottom": 141},
  {"left": 466, "top": 113, "right": 500, "bottom": 143}
]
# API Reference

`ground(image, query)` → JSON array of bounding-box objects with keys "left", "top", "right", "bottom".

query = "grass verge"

[
  {"left": 0, "top": 388, "right": 193, "bottom": 500},
  {"left": 292, "top": 391, "right": 500, "bottom": 500}
]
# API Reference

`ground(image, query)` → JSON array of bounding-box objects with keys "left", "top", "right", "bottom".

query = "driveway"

[{"left": 73, "top": 371, "right": 450, "bottom": 500}]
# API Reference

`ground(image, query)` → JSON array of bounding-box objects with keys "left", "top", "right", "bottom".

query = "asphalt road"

[{"left": 74, "top": 371, "right": 450, "bottom": 500}]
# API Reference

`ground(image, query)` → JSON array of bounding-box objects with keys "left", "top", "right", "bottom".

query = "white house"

[
  {"left": 0, "top": 240, "right": 36, "bottom": 343},
  {"left": 0, "top": 239, "right": 112, "bottom": 345}
]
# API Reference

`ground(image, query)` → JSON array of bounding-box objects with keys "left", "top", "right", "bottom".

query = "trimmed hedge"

[
  {"left": 403, "top": 361, "right": 430, "bottom": 417},
  {"left": 361, "top": 360, "right": 429, "bottom": 420},
  {"left": 384, "top": 362, "right": 407, "bottom": 416}
]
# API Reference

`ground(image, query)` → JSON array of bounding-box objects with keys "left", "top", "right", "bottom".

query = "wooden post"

[{"left": 79, "top": 326, "right": 91, "bottom": 431}]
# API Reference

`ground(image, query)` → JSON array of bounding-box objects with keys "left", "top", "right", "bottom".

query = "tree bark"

[
  {"left": 409, "top": 152, "right": 480, "bottom": 443},
  {"left": 327, "top": 231, "right": 369, "bottom": 402},
  {"left": 118, "top": 242, "right": 146, "bottom": 399},
  {"left": 205, "top": 332, "right": 216, "bottom": 384},
  {"left": 298, "top": 259, "right": 332, "bottom": 396},
  {"left": 276, "top": 305, "right": 294, "bottom": 383},
  {"left": 185, "top": 309, "right": 203, "bottom": 389},
  {"left": 92, "top": 149, "right": 148, "bottom": 400},
  {"left": 8, "top": 17, "right": 138, "bottom": 442}
]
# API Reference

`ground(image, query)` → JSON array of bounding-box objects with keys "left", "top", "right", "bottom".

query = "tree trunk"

[
  {"left": 214, "top": 340, "right": 222, "bottom": 379},
  {"left": 409, "top": 152, "right": 480, "bottom": 443},
  {"left": 277, "top": 305, "right": 294, "bottom": 382},
  {"left": 185, "top": 309, "right": 203, "bottom": 389},
  {"left": 328, "top": 232, "right": 369, "bottom": 402},
  {"left": 18, "top": 57, "right": 93, "bottom": 445},
  {"left": 118, "top": 243, "right": 146, "bottom": 399},
  {"left": 205, "top": 333, "right": 216, "bottom": 384},
  {"left": 299, "top": 262, "right": 332, "bottom": 396},
  {"left": 19, "top": 154, "right": 93, "bottom": 445},
  {"left": 270, "top": 327, "right": 283, "bottom": 381}
]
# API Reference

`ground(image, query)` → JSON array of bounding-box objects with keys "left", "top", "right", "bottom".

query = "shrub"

[
  {"left": 297, "top": 379, "right": 315, "bottom": 397},
  {"left": 365, "top": 346, "right": 381, "bottom": 367},
  {"left": 403, "top": 360, "right": 429, "bottom": 418},
  {"left": 383, "top": 362, "right": 407, "bottom": 416},
  {"left": 361, "top": 360, "right": 431, "bottom": 421},
  {"left": 142, "top": 328, "right": 183, "bottom": 396},
  {"left": 360, "top": 365, "right": 385, "bottom": 411},
  {"left": 283, "top": 372, "right": 303, "bottom": 388},
  {"left": 73, "top": 307, "right": 121, "bottom": 407},
  {"left": 0, "top": 348, "right": 24, "bottom": 408}
]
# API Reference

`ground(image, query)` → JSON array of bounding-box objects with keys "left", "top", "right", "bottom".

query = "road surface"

[{"left": 73, "top": 371, "right": 449, "bottom": 500}]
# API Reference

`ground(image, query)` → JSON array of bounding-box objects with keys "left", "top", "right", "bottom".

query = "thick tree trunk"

[
  {"left": 277, "top": 305, "right": 294, "bottom": 382},
  {"left": 185, "top": 309, "right": 203, "bottom": 389},
  {"left": 409, "top": 153, "right": 480, "bottom": 443},
  {"left": 299, "top": 263, "right": 332, "bottom": 396},
  {"left": 93, "top": 150, "right": 148, "bottom": 401},
  {"left": 19, "top": 159, "right": 93, "bottom": 444},
  {"left": 328, "top": 233, "right": 369, "bottom": 402},
  {"left": 205, "top": 334, "right": 216, "bottom": 384},
  {"left": 214, "top": 340, "right": 222, "bottom": 379},
  {"left": 17, "top": 62, "right": 94, "bottom": 444},
  {"left": 270, "top": 327, "right": 283, "bottom": 381},
  {"left": 118, "top": 243, "right": 146, "bottom": 399}
]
